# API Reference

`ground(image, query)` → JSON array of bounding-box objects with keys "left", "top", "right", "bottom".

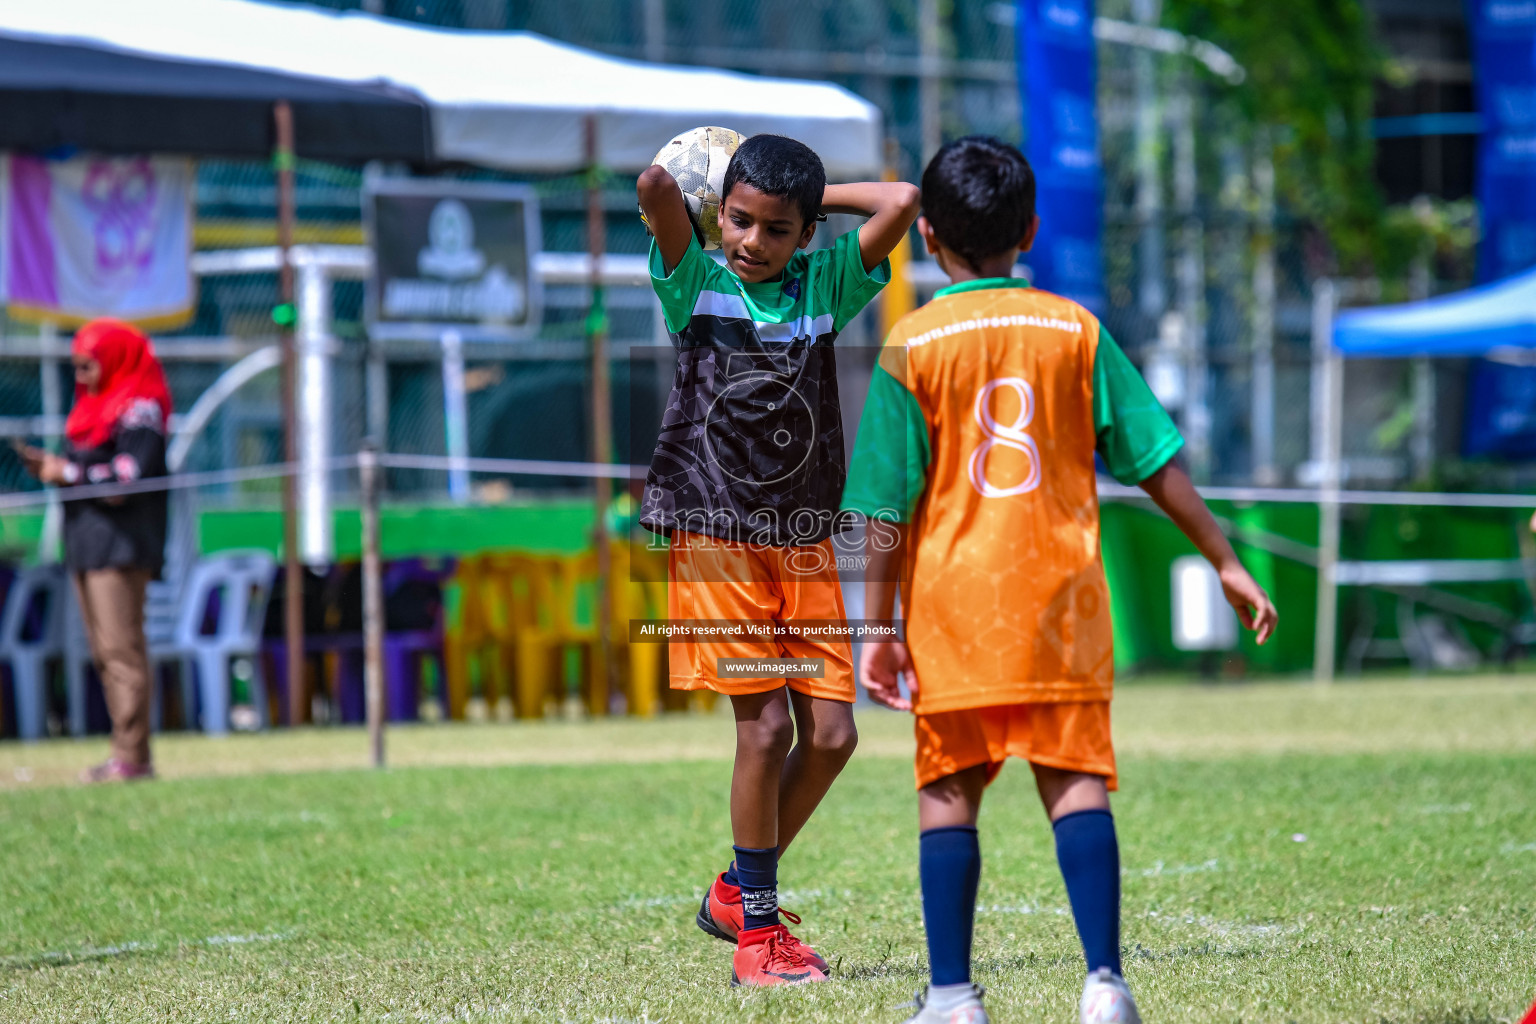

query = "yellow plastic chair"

[
  {"left": 441, "top": 555, "right": 481, "bottom": 719},
  {"left": 504, "top": 554, "right": 602, "bottom": 718},
  {"left": 443, "top": 553, "right": 520, "bottom": 720},
  {"left": 613, "top": 542, "right": 666, "bottom": 717},
  {"left": 617, "top": 540, "right": 716, "bottom": 715}
]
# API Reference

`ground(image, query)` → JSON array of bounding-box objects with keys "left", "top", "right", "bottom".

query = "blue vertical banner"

[
  {"left": 1018, "top": 0, "right": 1104, "bottom": 312},
  {"left": 1472, "top": 0, "right": 1536, "bottom": 282},
  {"left": 1465, "top": 0, "right": 1536, "bottom": 456}
]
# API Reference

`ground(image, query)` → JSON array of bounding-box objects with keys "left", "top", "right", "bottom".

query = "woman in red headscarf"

[{"left": 17, "top": 319, "right": 171, "bottom": 782}]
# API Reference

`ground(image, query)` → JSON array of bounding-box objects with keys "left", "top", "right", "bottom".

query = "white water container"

[{"left": 1172, "top": 555, "right": 1238, "bottom": 651}]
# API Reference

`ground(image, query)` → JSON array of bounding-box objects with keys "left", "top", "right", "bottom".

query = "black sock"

[
  {"left": 919, "top": 826, "right": 981, "bottom": 986},
  {"left": 734, "top": 845, "right": 779, "bottom": 931},
  {"left": 1053, "top": 809, "right": 1122, "bottom": 975}
]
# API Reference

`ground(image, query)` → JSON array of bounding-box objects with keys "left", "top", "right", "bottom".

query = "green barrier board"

[{"left": 4, "top": 500, "right": 1529, "bottom": 678}]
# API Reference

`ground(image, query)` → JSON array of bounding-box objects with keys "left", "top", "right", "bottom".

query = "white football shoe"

[
  {"left": 1080, "top": 967, "right": 1141, "bottom": 1024},
  {"left": 901, "top": 983, "right": 990, "bottom": 1024}
]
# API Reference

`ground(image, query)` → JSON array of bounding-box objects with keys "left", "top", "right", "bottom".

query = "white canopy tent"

[{"left": 0, "top": 0, "right": 884, "bottom": 178}]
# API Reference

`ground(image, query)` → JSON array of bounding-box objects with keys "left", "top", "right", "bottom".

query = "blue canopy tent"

[
  {"left": 1333, "top": 264, "right": 1536, "bottom": 358},
  {"left": 1306, "top": 273, "right": 1536, "bottom": 684},
  {"left": 1334, "top": 267, "right": 1536, "bottom": 458}
]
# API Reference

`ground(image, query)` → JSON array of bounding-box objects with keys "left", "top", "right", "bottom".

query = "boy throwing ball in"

[
  {"left": 637, "top": 133, "right": 919, "bottom": 986},
  {"left": 843, "top": 136, "right": 1278, "bottom": 1023}
]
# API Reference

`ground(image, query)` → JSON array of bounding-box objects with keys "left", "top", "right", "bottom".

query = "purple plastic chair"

[
  {"left": 379, "top": 558, "right": 454, "bottom": 721},
  {"left": 265, "top": 558, "right": 453, "bottom": 724}
]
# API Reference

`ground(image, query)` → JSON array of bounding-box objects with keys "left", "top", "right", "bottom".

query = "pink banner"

[{"left": 2, "top": 153, "right": 194, "bottom": 328}]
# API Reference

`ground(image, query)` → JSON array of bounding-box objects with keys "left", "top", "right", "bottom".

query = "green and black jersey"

[{"left": 641, "top": 231, "right": 890, "bottom": 546}]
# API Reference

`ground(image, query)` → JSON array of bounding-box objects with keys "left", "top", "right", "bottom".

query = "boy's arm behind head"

[
  {"left": 637, "top": 164, "right": 697, "bottom": 273},
  {"left": 822, "top": 180, "right": 921, "bottom": 274}
]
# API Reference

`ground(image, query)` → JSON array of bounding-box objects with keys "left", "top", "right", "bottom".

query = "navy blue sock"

[
  {"left": 733, "top": 845, "right": 779, "bottom": 931},
  {"left": 722, "top": 861, "right": 739, "bottom": 888},
  {"left": 919, "top": 825, "right": 981, "bottom": 986},
  {"left": 1053, "top": 809, "right": 1122, "bottom": 975}
]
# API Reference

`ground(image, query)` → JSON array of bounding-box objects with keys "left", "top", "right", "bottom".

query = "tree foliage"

[{"left": 1164, "top": 0, "right": 1387, "bottom": 274}]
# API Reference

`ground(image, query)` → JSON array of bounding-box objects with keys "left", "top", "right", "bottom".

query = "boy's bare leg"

[
  {"left": 775, "top": 690, "right": 859, "bottom": 854},
  {"left": 1031, "top": 763, "right": 1111, "bottom": 821},
  {"left": 729, "top": 689, "right": 796, "bottom": 848},
  {"left": 723, "top": 687, "right": 831, "bottom": 981},
  {"left": 918, "top": 763, "right": 988, "bottom": 830}
]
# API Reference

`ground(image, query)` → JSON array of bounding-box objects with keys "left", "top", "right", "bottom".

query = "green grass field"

[{"left": 1, "top": 676, "right": 1534, "bottom": 1023}]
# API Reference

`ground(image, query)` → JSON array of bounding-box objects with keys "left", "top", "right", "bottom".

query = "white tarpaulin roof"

[{"left": 0, "top": 0, "right": 883, "bottom": 177}]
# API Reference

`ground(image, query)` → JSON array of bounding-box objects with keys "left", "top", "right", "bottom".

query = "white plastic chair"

[
  {"left": 150, "top": 550, "right": 276, "bottom": 736},
  {"left": 63, "top": 588, "right": 92, "bottom": 738},
  {"left": 0, "top": 565, "right": 66, "bottom": 741},
  {"left": 141, "top": 489, "right": 197, "bottom": 731}
]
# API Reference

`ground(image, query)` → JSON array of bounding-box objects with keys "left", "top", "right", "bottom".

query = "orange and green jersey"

[{"left": 841, "top": 277, "right": 1182, "bottom": 713}]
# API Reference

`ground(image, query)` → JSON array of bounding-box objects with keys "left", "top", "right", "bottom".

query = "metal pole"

[
  {"left": 366, "top": 341, "right": 389, "bottom": 449},
  {"left": 1408, "top": 247, "right": 1434, "bottom": 482},
  {"left": 1411, "top": 357, "right": 1435, "bottom": 481},
  {"left": 919, "top": 0, "right": 942, "bottom": 165},
  {"left": 1132, "top": 0, "right": 1166, "bottom": 325},
  {"left": 1173, "top": 74, "right": 1208, "bottom": 480},
  {"left": 441, "top": 328, "right": 470, "bottom": 503},
  {"left": 586, "top": 117, "right": 615, "bottom": 715},
  {"left": 1251, "top": 128, "right": 1277, "bottom": 485},
  {"left": 643, "top": 0, "right": 667, "bottom": 63},
  {"left": 297, "top": 261, "right": 333, "bottom": 564},
  {"left": 1312, "top": 279, "right": 1341, "bottom": 686},
  {"left": 360, "top": 443, "right": 385, "bottom": 768},
  {"left": 275, "top": 99, "right": 306, "bottom": 726},
  {"left": 38, "top": 321, "right": 63, "bottom": 565}
]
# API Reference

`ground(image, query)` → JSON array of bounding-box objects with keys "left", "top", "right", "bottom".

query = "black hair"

[
  {"left": 920, "top": 135, "right": 1036, "bottom": 270},
  {"left": 721, "top": 134, "right": 826, "bottom": 229}
]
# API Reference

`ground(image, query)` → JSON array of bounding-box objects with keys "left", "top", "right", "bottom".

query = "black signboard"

[{"left": 364, "top": 178, "right": 541, "bottom": 340}]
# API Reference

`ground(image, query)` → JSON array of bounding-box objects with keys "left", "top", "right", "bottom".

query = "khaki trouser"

[{"left": 71, "top": 568, "right": 153, "bottom": 768}]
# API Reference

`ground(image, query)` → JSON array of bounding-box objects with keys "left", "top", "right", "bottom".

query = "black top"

[
  {"left": 638, "top": 232, "right": 889, "bottom": 547},
  {"left": 61, "top": 398, "right": 169, "bottom": 576}
]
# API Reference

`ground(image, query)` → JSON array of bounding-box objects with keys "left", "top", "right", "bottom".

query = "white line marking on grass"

[
  {"left": 202, "top": 932, "right": 290, "bottom": 946},
  {"left": 1128, "top": 858, "right": 1220, "bottom": 878},
  {"left": 1419, "top": 802, "right": 1473, "bottom": 815},
  {"left": 1502, "top": 841, "right": 1536, "bottom": 854},
  {"left": 976, "top": 902, "right": 1070, "bottom": 916},
  {"left": 613, "top": 886, "right": 847, "bottom": 911},
  {"left": 1144, "top": 910, "right": 1300, "bottom": 940},
  {"left": 615, "top": 894, "right": 696, "bottom": 909},
  {"left": 0, "top": 931, "right": 291, "bottom": 968}
]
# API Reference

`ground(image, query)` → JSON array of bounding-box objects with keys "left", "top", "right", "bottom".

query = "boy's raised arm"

[
  {"left": 823, "top": 181, "right": 922, "bottom": 274},
  {"left": 1138, "top": 460, "right": 1279, "bottom": 645},
  {"left": 636, "top": 165, "right": 696, "bottom": 274}
]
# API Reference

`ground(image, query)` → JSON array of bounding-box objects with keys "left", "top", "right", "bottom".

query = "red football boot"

[
  {"left": 731, "top": 924, "right": 828, "bottom": 987},
  {"left": 696, "top": 872, "right": 743, "bottom": 942},
  {"left": 697, "top": 872, "right": 830, "bottom": 974}
]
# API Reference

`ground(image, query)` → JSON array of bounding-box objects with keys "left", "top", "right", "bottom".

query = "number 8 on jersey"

[{"left": 968, "top": 376, "right": 1041, "bottom": 498}]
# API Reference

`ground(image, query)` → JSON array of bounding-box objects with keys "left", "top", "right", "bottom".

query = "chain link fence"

[{"left": 0, "top": 0, "right": 1489, "bottom": 544}]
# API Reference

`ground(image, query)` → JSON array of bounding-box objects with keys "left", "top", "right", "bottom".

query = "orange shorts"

[
  {"left": 913, "top": 702, "right": 1117, "bottom": 791},
  {"left": 667, "top": 531, "right": 854, "bottom": 702}
]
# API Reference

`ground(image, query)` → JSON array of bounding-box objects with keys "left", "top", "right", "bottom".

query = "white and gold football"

[{"left": 648, "top": 126, "right": 744, "bottom": 250}]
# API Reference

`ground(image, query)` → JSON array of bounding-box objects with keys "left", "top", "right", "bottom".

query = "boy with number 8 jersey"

[{"left": 843, "top": 136, "right": 1278, "bottom": 1024}]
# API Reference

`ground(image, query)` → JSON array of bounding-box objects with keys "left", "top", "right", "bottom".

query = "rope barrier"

[
  {"left": 0, "top": 453, "right": 646, "bottom": 510},
  {"left": 2, "top": 456, "right": 1531, "bottom": 512},
  {"left": 1096, "top": 478, "right": 1536, "bottom": 511}
]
